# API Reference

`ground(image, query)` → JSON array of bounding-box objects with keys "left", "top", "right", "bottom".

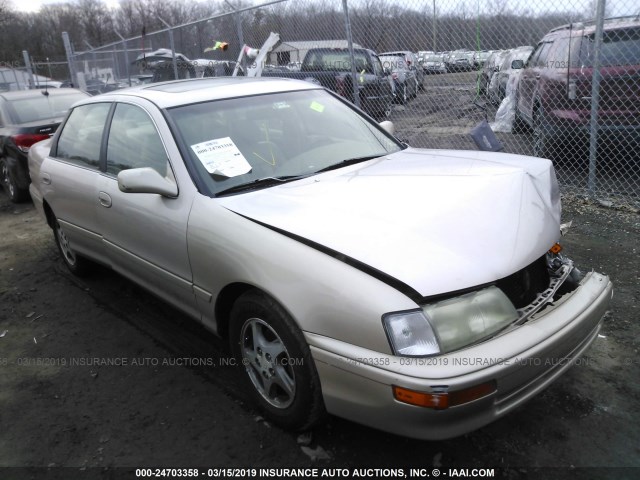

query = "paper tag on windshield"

[{"left": 190, "top": 137, "right": 251, "bottom": 177}]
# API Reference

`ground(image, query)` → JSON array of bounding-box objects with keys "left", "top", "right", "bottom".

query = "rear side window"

[
  {"left": 580, "top": 27, "right": 640, "bottom": 67},
  {"left": 55, "top": 103, "right": 111, "bottom": 169},
  {"left": 372, "top": 56, "right": 384, "bottom": 75}
]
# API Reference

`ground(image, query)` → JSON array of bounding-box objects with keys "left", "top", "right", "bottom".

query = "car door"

[
  {"left": 41, "top": 102, "right": 112, "bottom": 264},
  {"left": 96, "top": 101, "right": 199, "bottom": 318},
  {"left": 371, "top": 55, "right": 394, "bottom": 107},
  {"left": 518, "top": 42, "right": 553, "bottom": 121}
]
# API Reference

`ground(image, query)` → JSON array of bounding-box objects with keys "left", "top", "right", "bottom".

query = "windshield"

[
  {"left": 167, "top": 89, "right": 402, "bottom": 196},
  {"left": 502, "top": 48, "right": 533, "bottom": 70},
  {"left": 379, "top": 56, "right": 408, "bottom": 70},
  {"left": 8, "top": 92, "right": 88, "bottom": 124},
  {"left": 303, "top": 50, "right": 373, "bottom": 72},
  {"left": 580, "top": 27, "right": 640, "bottom": 67}
]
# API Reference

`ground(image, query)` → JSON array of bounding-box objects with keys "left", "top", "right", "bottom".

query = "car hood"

[{"left": 218, "top": 148, "right": 561, "bottom": 299}]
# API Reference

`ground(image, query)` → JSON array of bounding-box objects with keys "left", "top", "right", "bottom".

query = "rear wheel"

[
  {"left": 53, "top": 216, "right": 91, "bottom": 276},
  {"left": 0, "top": 157, "right": 29, "bottom": 203},
  {"left": 230, "top": 290, "right": 324, "bottom": 431}
]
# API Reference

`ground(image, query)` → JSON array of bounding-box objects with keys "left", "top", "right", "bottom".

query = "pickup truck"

[{"left": 259, "top": 48, "right": 394, "bottom": 119}]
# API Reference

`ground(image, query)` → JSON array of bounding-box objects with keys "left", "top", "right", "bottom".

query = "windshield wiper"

[
  {"left": 216, "top": 156, "right": 382, "bottom": 196},
  {"left": 314, "top": 155, "right": 383, "bottom": 174},
  {"left": 216, "top": 175, "right": 309, "bottom": 197}
]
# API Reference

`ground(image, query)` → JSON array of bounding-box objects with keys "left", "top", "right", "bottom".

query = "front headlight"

[
  {"left": 423, "top": 287, "right": 518, "bottom": 354},
  {"left": 384, "top": 286, "right": 518, "bottom": 356}
]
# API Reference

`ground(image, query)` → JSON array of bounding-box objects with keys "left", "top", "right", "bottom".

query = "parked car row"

[
  {"left": 420, "top": 53, "right": 447, "bottom": 74},
  {"left": 477, "top": 49, "right": 510, "bottom": 94},
  {"left": 417, "top": 49, "right": 495, "bottom": 74}
]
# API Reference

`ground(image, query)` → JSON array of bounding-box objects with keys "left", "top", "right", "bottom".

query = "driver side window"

[{"left": 106, "top": 103, "right": 169, "bottom": 176}]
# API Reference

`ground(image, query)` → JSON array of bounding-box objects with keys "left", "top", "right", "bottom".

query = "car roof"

[
  {"left": 78, "top": 77, "right": 321, "bottom": 109},
  {"left": 0, "top": 88, "right": 86, "bottom": 101},
  {"left": 381, "top": 51, "right": 416, "bottom": 58},
  {"left": 548, "top": 17, "right": 640, "bottom": 37}
]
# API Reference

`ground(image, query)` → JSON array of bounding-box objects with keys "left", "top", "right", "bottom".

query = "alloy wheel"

[
  {"left": 55, "top": 221, "right": 78, "bottom": 267},
  {"left": 240, "top": 317, "right": 296, "bottom": 409}
]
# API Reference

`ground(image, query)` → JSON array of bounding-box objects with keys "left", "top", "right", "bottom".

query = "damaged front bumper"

[{"left": 306, "top": 270, "right": 612, "bottom": 440}]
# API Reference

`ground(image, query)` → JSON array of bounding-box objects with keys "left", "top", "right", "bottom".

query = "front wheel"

[
  {"left": 533, "top": 108, "right": 553, "bottom": 160},
  {"left": 53, "top": 216, "right": 91, "bottom": 276},
  {"left": 513, "top": 100, "right": 529, "bottom": 134},
  {"left": 230, "top": 290, "right": 324, "bottom": 431}
]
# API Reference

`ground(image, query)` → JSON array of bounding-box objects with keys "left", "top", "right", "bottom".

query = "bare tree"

[{"left": 77, "top": 0, "right": 114, "bottom": 46}]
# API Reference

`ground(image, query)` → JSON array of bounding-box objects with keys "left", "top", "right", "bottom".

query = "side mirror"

[
  {"left": 118, "top": 167, "right": 178, "bottom": 197},
  {"left": 379, "top": 120, "right": 395, "bottom": 136},
  {"left": 511, "top": 59, "right": 525, "bottom": 70},
  {"left": 383, "top": 67, "right": 391, "bottom": 76}
]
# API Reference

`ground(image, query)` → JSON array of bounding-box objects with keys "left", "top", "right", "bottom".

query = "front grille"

[{"left": 496, "top": 256, "right": 550, "bottom": 309}]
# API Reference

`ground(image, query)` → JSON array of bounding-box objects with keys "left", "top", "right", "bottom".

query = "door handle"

[
  {"left": 41, "top": 173, "right": 51, "bottom": 185},
  {"left": 98, "top": 191, "right": 112, "bottom": 208}
]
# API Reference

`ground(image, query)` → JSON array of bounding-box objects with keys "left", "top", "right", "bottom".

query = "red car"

[
  {"left": 515, "top": 17, "right": 640, "bottom": 159},
  {"left": 0, "top": 88, "right": 88, "bottom": 202}
]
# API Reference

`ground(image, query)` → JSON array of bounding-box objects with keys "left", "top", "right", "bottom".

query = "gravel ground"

[{"left": 0, "top": 77, "right": 639, "bottom": 479}]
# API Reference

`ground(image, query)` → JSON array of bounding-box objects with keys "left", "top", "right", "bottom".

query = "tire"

[
  {"left": 533, "top": 107, "right": 554, "bottom": 160},
  {"left": 53, "top": 216, "right": 91, "bottom": 276},
  {"left": 513, "top": 98, "right": 530, "bottom": 134},
  {"left": 399, "top": 84, "right": 408, "bottom": 104},
  {"left": 230, "top": 290, "right": 324, "bottom": 431},
  {"left": 380, "top": 101, "right": 392, "bottom": 120},
  {"left": 0, "top": 157, "right": 29, "bottom": 203}
]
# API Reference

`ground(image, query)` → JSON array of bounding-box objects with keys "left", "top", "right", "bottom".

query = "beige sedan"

[{"left": 28, "top": 77, "right": 612, "bottom": 439}]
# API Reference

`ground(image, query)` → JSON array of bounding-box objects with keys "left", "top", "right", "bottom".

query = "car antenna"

[{"left": 42, "top": 71, "right": 50, "bottom": 96}]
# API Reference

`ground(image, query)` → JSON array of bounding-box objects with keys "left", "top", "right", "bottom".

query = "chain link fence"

[{"left": 63, "top": 0, "right": 639, "bottom": 206}]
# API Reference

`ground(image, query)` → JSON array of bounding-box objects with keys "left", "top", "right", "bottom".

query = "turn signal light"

[
  {"left": 392, "top": 381, "right": 497, "bottom": 410},
  {"left": 549, "top": 243, "right": 563, "bottom": 254}
]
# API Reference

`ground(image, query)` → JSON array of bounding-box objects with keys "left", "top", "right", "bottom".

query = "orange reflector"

[
  {"left": 448, "top": 381, "right": 497, "bottom": 406},
  {"left": 549, "top": 243, "right": 563, "bottom": 254},
  {"left": 393, "top": 381, "right": 497, "bottom": 410},
  {"left": 393, "top": 386, "right": 449, "bottom": 409}
]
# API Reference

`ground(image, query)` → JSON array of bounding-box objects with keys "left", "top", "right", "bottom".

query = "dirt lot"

[{"left": 0, "top": 77, "right": 639, "bottom": 479}]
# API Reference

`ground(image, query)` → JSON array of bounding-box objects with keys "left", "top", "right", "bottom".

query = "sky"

[
  {"left": 9, "top": 0, "right": 639, "bottom": 16},
  {"left": 11, "top": 0, "right": 120, "bottom": 12}
]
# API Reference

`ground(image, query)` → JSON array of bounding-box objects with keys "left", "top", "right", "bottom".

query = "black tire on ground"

[
  {"left": 533, "top": 107, "right": 554, "bottom": 160},
  {"left": 0, "top": 157, "right": 29, "bottom": 203},
  {"left": 53, "top": 216, "right": 92, "bottom": 276},
  {"left": 400, "top": 84, "right": 408, "bottom": 104},
  {"left": 229, "top": 289, "right": 325, "bottom": 431},
  {"left": 513, "top": 102, "right": 530, "bottom": 134}
]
